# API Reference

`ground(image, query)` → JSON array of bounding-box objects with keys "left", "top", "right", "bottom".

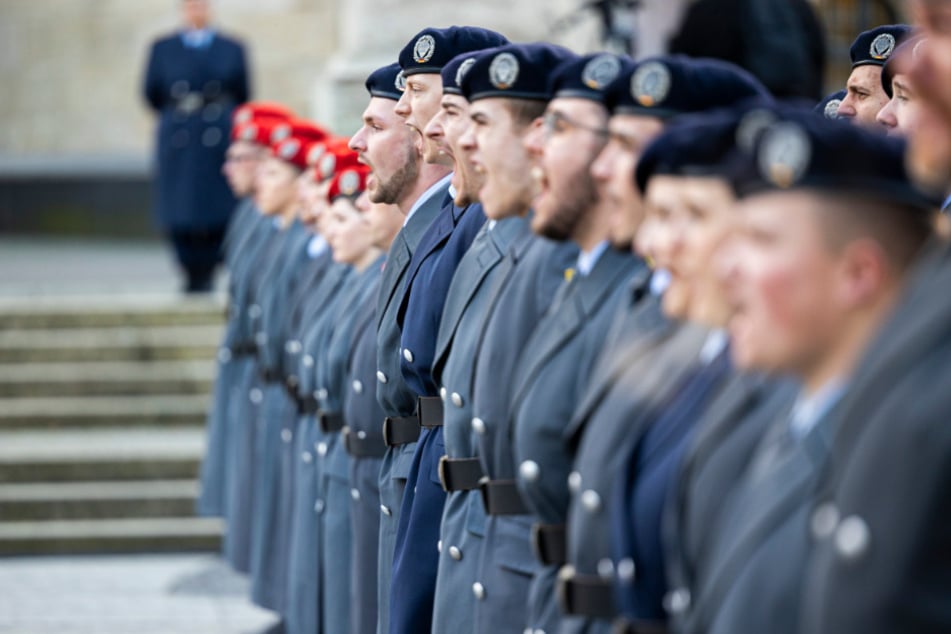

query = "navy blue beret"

[
  {"left": 459, "top": 42, "right": 577, "bottom": 103},
  {"left": 441, "top": 49, "right": 498, "bottom": 97},
  {"left": 850, "top": 24, "right": 913, "bottom": 68},
  {"left": 814, "top": 89, "right": 847, "bottom": 119},
  {"left": 730, "top": 105, "right": 939, "bottom": 210},
  {"left": 549, "top": 52, "right": 626, "bottom": 104},
  {"left": 399, "top": 26, "right": 509, "bottom": 76},
  {"left": 635, "top": 107, "right": 751, "bottom": 194},
  {"left": 365, "top": 62, "right": 405, "bottom": 101},
  {"left": 882, "top": 35, "right": 925, "bottom": 98},
  {"left": 603, "top": 55, "right": 770, "bottom": 119}
]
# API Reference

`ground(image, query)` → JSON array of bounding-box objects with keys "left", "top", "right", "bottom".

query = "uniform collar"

[
  {"left": 404, "top": 173, "right": 452, "bottom": 227},
  {"left": 790, "top": 378, "right": 848, "bottom": 439},
  {"left": 575, "top": 240, "right": 609, "bottom": 277}
]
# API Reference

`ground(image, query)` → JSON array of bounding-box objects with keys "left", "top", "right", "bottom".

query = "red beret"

[
  {"left": 232, "top": 101, "right": 294, "bottom": 126},
  {"left": 272, "top": 137, "right": 318, "bottom": 171},
  {"left": 270, "top": 118, "right": 330, "bottom": 147},
  {"left": 232, "top": 118, "right": 284, "bottom": 145},
  {"left": 317, "top": 138, "right": 361, "bottom": 183},
  {"left": 327, "top": 165, "right": 371, "bottom": 204}
]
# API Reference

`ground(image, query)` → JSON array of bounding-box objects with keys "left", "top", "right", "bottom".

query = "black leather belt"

[
  {"left": 230, "top": 341, "right": 257, "bottom": 357},
  {"left": 611, "top": 619, "right": 669, "bottom": 634},
  {"left": 382, "top": 415, "right": 420, "bottom": 447},
  {"left": 556, "top": 569, "right": 616, "bottom": 619},
  {"left": 438, "top": 457, "right": 483, "bottom": 492},
  {"left": 319, "top": 411, "right": 345, "bottom": 434},
  {"left": 532, "top": 523, "right": 567, "bottom": 566},
  {"left": 418, "top": 396, "right": 444, "bottom": 428},
  {"left": 342, "top": 426, "right": 387, "bottom": 458},
  {"left": 479, "top": 479, "right": 529, "bottom": 515},
  {"left": 261, "top": 368, "right": 283, "bottom": 384},
  {"left": 297, "top": 395, "right": 319, "bottom": 415}
]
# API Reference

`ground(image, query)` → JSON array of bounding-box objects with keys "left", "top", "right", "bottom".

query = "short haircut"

[{"left": 503, "top": 98, "right": 548, "bottom": 129}]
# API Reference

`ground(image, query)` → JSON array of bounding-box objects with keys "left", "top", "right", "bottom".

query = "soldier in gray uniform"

[
  {"left": 683, "top": 107, "right": 937, "bottom": 634},
  {"left": 426, "top": 50, "right": 525, "bottom": 633},
  {"left": 198, "top": 104, "right": 289, "bottom": 518},
  {"left": 347, "top": 59, "right": 450, "bottom": 634}
]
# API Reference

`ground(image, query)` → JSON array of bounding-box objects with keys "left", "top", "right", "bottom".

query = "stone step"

[
  {"left": 0, "top": 360, "right": 214, "bottom": 398},
  {"left": 0, "top": 394, "right": 209, "bottom": 430},
  {"left": 0, "top": 325, "right": 222, "bottom": 363},
  {"left": 0, "top": 427, "right": 205, "bottom": 483},
  {"left": 0, "top": 294, "right": 225, "bottom": 330},
  {"left": 0, "top": 480, "right": 200, "bottom": 521},
  {"left": 0, "top": 517, "right": 222, "bottom": 555}
]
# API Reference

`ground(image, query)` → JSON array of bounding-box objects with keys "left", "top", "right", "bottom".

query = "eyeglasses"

[{"left": 542, "top": 111, "right": 609, "bottom": 139}]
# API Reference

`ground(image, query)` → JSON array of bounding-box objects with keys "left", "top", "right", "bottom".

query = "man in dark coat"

[{"left": 143, "top": 0, "right": 250, "bottom": 292}]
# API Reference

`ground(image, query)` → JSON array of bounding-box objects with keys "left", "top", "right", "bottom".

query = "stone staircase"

[{"left": 0, "top": 296, "right": 225, "bottom": 556}]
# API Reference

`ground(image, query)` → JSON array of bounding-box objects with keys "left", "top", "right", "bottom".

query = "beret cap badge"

[
  {"left": 631, "top": 61, "right": 672, "bottom": 108},
  {"left": 582, "top": 54, "right": 621, "bottom": 90},
  {"left": 759, "top": 122, "right": 812, "bottom": 189},
  {"left": 870, "top": 33, "right": 897, "bottom": 60},
  {"left": 414, "top": 35, "right": 436, "bottom": 64},
  {"left": 489, "top": 52, "right": 520, "bottom": 90},
  {"left": 339, "top": 170, "right": 361, "bottom": 196}
]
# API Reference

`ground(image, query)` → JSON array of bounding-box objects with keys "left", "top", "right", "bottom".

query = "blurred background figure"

[{"left": 142, "top": 0, "right": 250, "bottom": 293}]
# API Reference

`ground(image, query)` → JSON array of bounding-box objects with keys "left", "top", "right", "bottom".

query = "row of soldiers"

[{"left": 194, "top": 12, "right": 951, "bottom": 634}]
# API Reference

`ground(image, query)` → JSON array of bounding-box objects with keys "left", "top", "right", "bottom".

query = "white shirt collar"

[
  {"left": 576, "top": 240, "right": 609, "bottom": 277},
  {"left": 698, "top": 329, "right": 729, "bottom": 366},
  {"left": 307, "top": 234, "right": 328, "bottom": 259},
  {"left": 487, "top": 219, "right": 498, "bottom": 231},
  {"left": 403, "top": 173, "right": 452, "bottom": 227},
  {"left": 650, "top": 268, "right": 671, "bottom": 296},
  {"left": 790, "top": 378, "right": 848, "bottom": 439}
]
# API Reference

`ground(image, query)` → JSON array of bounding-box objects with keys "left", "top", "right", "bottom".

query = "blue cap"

[
  {"left": 814, "top": 89, "right": 847, "bottom": 119},
  {"left": 603, "top": 55, "right": 770, "bottom": 119},
  {"left": 398, "top": 26, "right": 509, "bottom": 76},
  {"left": 549, "top": 52, "right": 625, "bottom": 104},
  {"left": 882, "top": 35, "right": 925, "bottom": 98},
  {"left": 365, "top": 62, "right": 405, "bottom": 101},
  {"left": 850, "top": 24, "right": 913, "bottom": 68},
  {"left": 635, "top": 107, "right": 749, "bottom": 194},
  {"left": 441, "top": 49, "right": 499, "bottom": 97},
  {"left": 729, "top": 105, "right": 940, "bottom": 210},
  {"left": 459, "top": 42, "right": 577, "bottom": 103}
]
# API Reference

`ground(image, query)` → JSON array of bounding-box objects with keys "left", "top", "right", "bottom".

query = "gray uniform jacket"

[
  {"left": 374, "top": 181, "right": 448, "bottom": 634},
  {"left": 431, "top": 215, "right": 528, "bottom": 633},
  {"left": 799, "top": 241, "right": 951, "bottom": 634}
]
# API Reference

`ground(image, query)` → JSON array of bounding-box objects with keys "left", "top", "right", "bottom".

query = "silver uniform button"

[
  {"left": 568, "top": 471, "right": 582, "bottom": 493},
  {"left": 377, "top": 370, "right": 388, "bottom": 384},
  {"left": 381, "top": 504, "right": 392, "bottom": 517},
  {"left": 217, "top": 348, "right": 232, "bottom": 364},
  {"left": 248, "top": 304, "right": 262, "bottom": 319},
  {"left": 352, "top": 380, "right": 363, "bottom": 394},
  {"left": 835, "top": 515, "right": 871, "bottom": 560},
  {"left": 472, "top": 582, "right": 486, "bottom": 600},
  {"left": 357, "top": 430, "right": 367, "bottom": 439},
  {"left": 665, "top": 588, "right": 691, "bottom": 615},
  {"left": 440, "top": 387, "right": 447, "bottom": 400},
  {"left": 249, "top": 388, "right": 263, "bottom": 404},
  {"left": 451, "top": 392, "right": 463, "bottom": 408},
  {"left": 314, "top": 499, "right": 325, "bottom": 514},
  {"left": 403, "top": 348, "right": 414, "bottom": 363},
  {"left": 254, "top": 332, "right": 267, "bottom": 346},
  {"left": 597, "top": 558, "right": 614, "bottom": 580},
  {"left": 285, "top": 340, "right": 302, "bottom": 354},
  {"left": 281, "top": 429, "right": 292, "bottom": 443},
  {"left": 351, "top": 488, "right": 361, "bottom": 501},
  {"left": 471, "top": 417, "right": 486, "bottom": 435},
  {"left": 617, "top": 558, "right": 636, "bottom": 583},
  {"left": 316, "top": 388, "right": 329, "bottom": 401},
  {"left": 581, "top": 490, "right": 602, "bottom": 513},
  {"left": 519, "top": 460, "right": 541, "bottom": 483},
  {"left": 302, "top": 451, "right": 313, "bottom": 464},
  {"left": 811, "top": 502, "right": 840, "bottom": 540},
  {"left": 437, "top": 540, "right": 443, "bottom": 553},
  {"left": 449, "top": 546, "right": 463, "bottom": 561},
  {"left": 316, "top": 442, "right": 328, "bottom": 457},
  {"left": 302, "top": 354, "right": 315, "bottom": 368}
]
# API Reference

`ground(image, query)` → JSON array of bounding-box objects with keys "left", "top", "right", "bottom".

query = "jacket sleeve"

[
  {"left": 234, "top": 40, "right": 251, "bottom": 104},
  {"left": 142, "top": 40, "right": 165, "bottom": 112}
]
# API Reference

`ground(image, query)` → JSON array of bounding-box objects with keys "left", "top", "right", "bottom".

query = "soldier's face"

[
  {"left": 526, "top": 98, "right": 608, "bottom": 243},
  {"left": 396, "top": 73, "right": 450, "bottom": 166},
  {"left": 427, "top": 94, "right": 481, "bottom": 206},
  {"left": 182, "top": 0, "right": 211, "bottom": 29},
  {"left": 365, "top": 197, "right": 405, "bottom": 250},
  {"left": 591, "top": 114, "right": 665, "bottom": 250},
  {"left": 838, "top": 65, "right": 890, "bottom": 130},
  {"left": 647, "top": 176, "right": 737, "bottom": 325},
  {"left": 877, "top": 73, "right": 926, "bottom": 137},
  {"left": 327, "top": 198, "right": 375, "bottom": 266},
  {"left": 643, "top": 176, "right": 697, "bottom": 319},
  {"left": 223, "top": 141, "right": 261, "bottom": 197},
  {"left": 255, "top": 157, "right": 300, "bottom": 217},
  {"left": 468, "top": 98, "right": 540, "bottom": 220},
  {"left": 350, "top": 97, "right": 420, "bottom": 209},
  {"left": 909, "top": 3, "right": 951, "bottom": 189},
  {"left": 299, "top": 173, "right": 330, "bottom": 232},
  {"left": 719, "top": 190, "right": 843, "bottom": 377}
]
